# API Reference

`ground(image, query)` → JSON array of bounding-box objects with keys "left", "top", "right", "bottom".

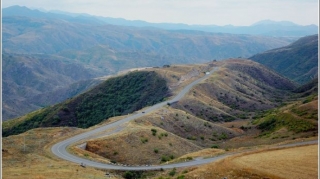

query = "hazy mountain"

[
  {"left": 3, "top": 15, "right": 292, "bottom": 58},
  {"left": 3, "top": 5, "right": 317, "bottom": 37},
  {"left": 2, "top": 53, "right": 107, "bottom": 120},
  {"left": 250, "top": 34, "right": 318, "bottom": 84}
]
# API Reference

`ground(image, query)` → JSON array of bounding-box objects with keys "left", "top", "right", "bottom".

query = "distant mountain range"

[
  {"left": 3, "top": 5, "right": 318, "bottom": 37},
  {"left": 250, "top": 34, "right": 318, "bottom": 84}
]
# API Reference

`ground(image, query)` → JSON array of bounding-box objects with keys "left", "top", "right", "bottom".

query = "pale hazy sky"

[{"left": 2, "top": 0, "right": 319, "bottom": 26}]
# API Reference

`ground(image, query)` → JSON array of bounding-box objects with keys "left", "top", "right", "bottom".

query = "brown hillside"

[
  {"left": 85, "top": 122, "right": 202, "bottom": 165},
  {"left": 171, "top": 59, "right": 296, "bottom": 122},
  {"left": 134, "top": 107, "right": 241, "bottom": 148}
]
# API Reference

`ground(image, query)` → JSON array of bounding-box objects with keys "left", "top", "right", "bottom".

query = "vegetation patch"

[
  {"left": 258, "top": 112, "right": 317, "bottom": 137},
  {"left": 3, "top": 71, "right": 170, "bottom": 136}
]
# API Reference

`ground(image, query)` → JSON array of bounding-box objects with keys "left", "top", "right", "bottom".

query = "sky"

[{"left": 2, "top": 0, "right": 319, "bottom": 26}]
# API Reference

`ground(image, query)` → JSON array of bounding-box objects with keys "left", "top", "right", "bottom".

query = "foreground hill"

[
  {"left": 250, "top": 34, "right": 318, "bottom": 84},
  {"left": 71, "top": 60, "right": 316, "bottom": 166},
  {"left": 82, "top": 61, "right": 316, "bottom": 165}
]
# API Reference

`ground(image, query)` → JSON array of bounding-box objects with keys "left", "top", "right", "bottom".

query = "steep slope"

[
  {"left": 250, "top": 34, "right": 318, "bottom": 84},
  {"left": 2, "top": 53, "right": 106, "bottom": 120},
  {"left": 3, "top": 71, "right": 170, "bottom": 136}
]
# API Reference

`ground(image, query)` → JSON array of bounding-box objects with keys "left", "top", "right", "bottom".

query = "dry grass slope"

[
  {"left": 182, "top": 144, "right": 318, "bottom": 179},
  {"left": 2, "top": 128, "right": 119, "bottom": 179},
  {"left": 85, "top": 122, "right": 202, "bottom": 165}
]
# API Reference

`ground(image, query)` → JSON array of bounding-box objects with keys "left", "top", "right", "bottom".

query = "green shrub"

[
  {"left": 151, "top": 129, "right": 157, "bottom": 136},
  {"left": 154, "top": 149, "right": 159, "bottom": 153},
  {"left": 218, "top": 133, "right": 227, "bottom": 140},
  {"left": 177, "top": 175, "right": 185, "bottom": 179},
  {"left": 141, "top": 138, "right": 148, "bottom": 144},
  {"left": 169, "top": 168, "right": 176, "bottom": 176},
  {"left": 211, "top": 145, "right": 219, "bottom": 148}
]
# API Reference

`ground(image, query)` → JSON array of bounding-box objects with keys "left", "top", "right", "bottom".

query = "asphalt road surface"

[{"left": 51, "top": 67, "right": 318, "bottom": 170}]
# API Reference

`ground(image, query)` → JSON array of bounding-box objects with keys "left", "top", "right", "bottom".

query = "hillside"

[
  {"left": 2, "top": 53, "right": 106, "bottom": 120},
  {"left": 3, "top": 71, "right": 170, "bottom": 136},
  {"left": 250, "top": 34, "right": 318, "bottom": 84},
  {"left": 256, "top": 97, "right": 318, "bottom": 139},
  {"left": 172, "top": 59, "right": 296, "bottom": 123},
  {"left": 293, "top": 77, "right": 318, "bottom": 97}
]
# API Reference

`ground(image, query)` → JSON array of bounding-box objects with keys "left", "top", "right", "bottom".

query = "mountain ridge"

[{"left": 3, "top": 5, "right": 318, "bottom": 37}]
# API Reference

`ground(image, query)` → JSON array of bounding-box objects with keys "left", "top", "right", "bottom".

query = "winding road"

[{"left": 51, "top": 67, "right": 318, "bottom": 171}]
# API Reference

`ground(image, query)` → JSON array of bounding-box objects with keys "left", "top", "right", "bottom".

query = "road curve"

[
  {"left": 51, "top": 67, "right": 318, "bottom": 171},
  {"left": 52, "top": 67, "right": 219, "bottom": 170}
]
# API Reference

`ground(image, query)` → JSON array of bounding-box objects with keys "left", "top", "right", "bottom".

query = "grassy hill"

[
  {"left": 255, "top": 96, "right": 318, "bottom": 139},
  {"left": 250, "top": 34, "right": 318, "bottom": 84},
  {"left": 3, "top": 71, "right": 170, "bottom": 136},
  {"left": 255, "top": 78, "right": 318, "bottom": 139}
]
